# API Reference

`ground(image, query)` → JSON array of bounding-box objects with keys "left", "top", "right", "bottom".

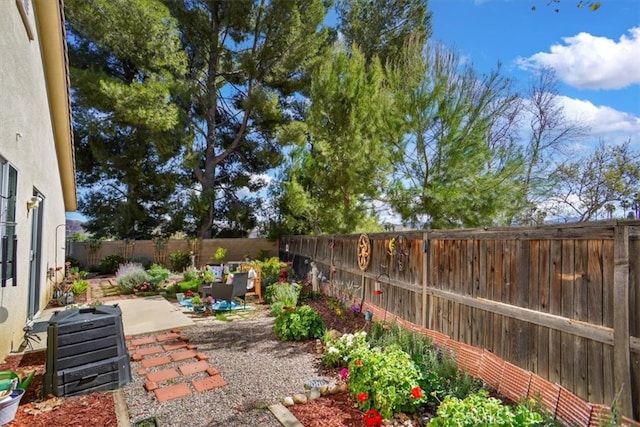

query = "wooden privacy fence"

[
  {"left": 281, "top": 220, "right": 640, "bottom": 421},
  {"left": 67, "top": 238, "right": 278, "bottom": 270}
]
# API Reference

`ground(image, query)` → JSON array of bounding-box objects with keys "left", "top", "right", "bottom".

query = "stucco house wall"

[{"left": 0, "top": 0, "right": 75, "bottom": 360}]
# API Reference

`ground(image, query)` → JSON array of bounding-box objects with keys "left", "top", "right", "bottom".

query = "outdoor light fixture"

[{"left": 26, "top": 195, "right": 42, "bottom": 213}]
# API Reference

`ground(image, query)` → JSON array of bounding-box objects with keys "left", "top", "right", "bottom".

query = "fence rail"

[{"left": 281, "top": 220, "right": 640, "bottom": 421}]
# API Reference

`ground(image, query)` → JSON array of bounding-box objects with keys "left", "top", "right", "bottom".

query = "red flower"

[
  {"left": 373, "top": 289, "right": 383, "bottom": 295},
  {"left": 358, "top": 392, "right": 368, "bottom": 403},
  {"left": 411, "top": 386, "right": 423, "bottom": 399},
  {"left": 355, "top": 359, "right": 362, "bottom": 367},
  {"left": 364, "top": 409, "right": 383, "bottom": 427}
]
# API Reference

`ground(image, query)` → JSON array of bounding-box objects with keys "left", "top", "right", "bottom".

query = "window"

[{"left": 0, "top": 159, "right": 18, "bottom": 287}]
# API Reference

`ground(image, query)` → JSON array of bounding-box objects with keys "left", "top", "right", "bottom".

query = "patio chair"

[
  {"left": 241, "top": 263, "right": 262, "bottom": 303},
  {"left": 209, "top": 272, "right": 249, "bottom": 307}
]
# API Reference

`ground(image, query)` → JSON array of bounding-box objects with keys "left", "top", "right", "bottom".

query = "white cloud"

[
  {"left": 556, "top": 95, "right": 640, "bottom": 141},
  {"left": 517, "top": 27, "right": 640, "bottom": 90}
]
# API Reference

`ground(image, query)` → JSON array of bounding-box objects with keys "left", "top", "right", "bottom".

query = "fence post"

[
  {"left": 613, "top": 224, "right": 633, "bottom": 418},
  {"left": 422, "top": 232, "right": 429, "bottom": 329}
]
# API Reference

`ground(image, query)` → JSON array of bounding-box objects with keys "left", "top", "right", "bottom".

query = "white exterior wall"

[{"left": 0, "top": 2, "right": 68, "bottom": 357}]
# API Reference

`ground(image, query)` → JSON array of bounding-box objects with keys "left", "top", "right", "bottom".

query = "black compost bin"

[{"left": 43, "top": 304, "right": 131, "bottom": 397}]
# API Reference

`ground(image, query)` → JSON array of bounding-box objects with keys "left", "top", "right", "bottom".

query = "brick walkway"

[{"left": 126, "top": 328, "right": 227, "bottom": 402}]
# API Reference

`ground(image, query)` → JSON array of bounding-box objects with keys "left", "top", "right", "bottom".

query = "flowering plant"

[
  {"left": 321, "top": 331, "right": 368, "bottom": 367},
  {"left": 339, "top": 367, "right": 349, "bottom": 382},
  {"left": 347, "top": 344, "right": 425, "bottom": 418}
]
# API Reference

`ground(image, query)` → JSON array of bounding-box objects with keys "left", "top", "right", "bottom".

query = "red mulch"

[{"left": 0, "top": 351, "right": 117, "bottom": 426}]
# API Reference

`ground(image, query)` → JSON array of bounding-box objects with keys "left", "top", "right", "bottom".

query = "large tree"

[
  {"left": 385, "top": 39, "right": 525, "bottom": 228},
  {"left": 66, "top": 0, "right": 190, "bottom": 239},
  {"left": 165, "top": 0, "right": 333, "bottom": 238},
  {"left": 272, "top": 43, "right": 392, "bottom": 235},
  {"left": 515, "top": 68, "right": 587, "bottom": 224},
  {"left": 550, "top": 140, "right": 640, "bottom": 221}
]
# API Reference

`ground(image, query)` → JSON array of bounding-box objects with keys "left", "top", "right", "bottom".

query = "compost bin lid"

[{"left": 47, "top": 305, "right": 122, "bottom": 326}]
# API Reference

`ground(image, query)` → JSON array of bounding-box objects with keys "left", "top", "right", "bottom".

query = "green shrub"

[
  {"left": 256, "top": 249, "right": 271, "bottom": 261},
  {"left": 255, "top": 257, "right": 286, "bottom": 286},
  {"left": 272, "top": 282, "right": 300, "bottom": 306},
  {"left": 147, "top": 264, "right": 171, "bottom": 287},
  {"left": 268, "top": 282, "right": 300, "bottom": 316},
  {"left": 212, "top": 247, "right": 227, "bottom": 263},
  {"left": 200, "top": 269, "right": 214, "bottom": 283},
  {"left": 70, "top": 279, "right": 89, "bottom": 296},
  {"left": 273, "top": 305, "right": 326, "bottom": 341},
  {"left": 348, "top": 344, "right": 425, "bottom": 419},
  {"left": 116, "top": 263, "right": 150, "bottom": 294},
  {"left": 183, "top": 268, "right": 197, "bottom": 282},
  {"left": 169, "top": 251, "right": 191, "bottom": 272},
  {"left": 99, "top": 254, "right": 126, "bottom": 275},
  {"left": 429, "top": 390, "right": 544, "bottom": 426},
  {"left": 368, "top": 321, "right": 482, "bottom": 402},
  {"left": 322, "top": 331, "right": 369, "bottom": 368}
]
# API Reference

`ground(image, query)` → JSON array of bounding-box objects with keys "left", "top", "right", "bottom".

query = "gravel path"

[{"left": 123, "top": 307, "right": 330, "bottom": 426}]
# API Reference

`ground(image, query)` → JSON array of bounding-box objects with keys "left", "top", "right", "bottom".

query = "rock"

[
  {"left": 337, "top": 382, "right": 349, "bottom": 393},
  {"left": 319, "top": 385, "right": 329, "bottom": 395},
  {"left": 307, "top": 388, "right": 321, "bottom": 401},
  {"left": 281, "top": 396, "right": 294, "bottom": 407},
  {"left": 304, "top": 379, "right": 328, "bottom": 390},
  {"left": 293, "top": 393, "right": 308, "bottom": 404}
]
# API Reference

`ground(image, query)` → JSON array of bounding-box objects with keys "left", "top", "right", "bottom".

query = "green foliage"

[
  {"left": 269, "top": 282, "right": 301, "bottom": 316},
  {"left": 182, "top": 268, "right": 197, "bottom": 282},
  {"left": 201, "top": 269, "right": 214, "bottom": 283},
  {"left": 322, "top": 331, "right": 369, "bottom": 367},
  {"left": 273, "top": 305, "right": 326, "bottom": 341},
  {"left": 147, "top": 264, "right": 171, "bottom": 287},
  {"left": 273, "top": 43, "right": 391, "bottom": 234},
  {"left": 385, "top": 38, "right": 525, "bottom": 229},
  {"left": 255, "top": 249, "right": 271, "bottom": 261},
  {"left": 336, "top": 0, "right": 432, "bottom": 65},
  {"left": 99, "top": 254, "right": 127, "bottom": 275},
  {"left": 255, "top": 257, "right": 286, "bottom": 287},
  {"left": 162, "top": 0, "right": 333, "bottom": 238},
  {"left": 175, "top": 280, "right": 201, "bottom": 294},
  {"left": 66, "top": 0, "right": 190, "bottom": 239},
  {"left": 348, "top": 344, "right": 425, "bottom": 419},
  {"left": 116, "top": 263, "right": 150, "bottom": 294},
  {"left": 212, "top": 247, "right": 227, "bottom": 263},
  {"left": 550, "top": 140, "right": 640, "bottom": 221},
  {"left": 429, "top": 390, "right": 544, "bottom": 426},
  {"left": 169, "top": 251, "right": 191, "bottom": 272},
  {"left": 368, "top": 322, "right": 481, "bottom": 401},
  {"left": 70, "top": 279, "right": 89, "bottom": 296},
  {"left": 190, "top": 294, "right": 202, "bottom": 305}
]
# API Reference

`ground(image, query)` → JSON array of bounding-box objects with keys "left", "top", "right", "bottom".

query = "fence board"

[
  {"left": 561, "top": 239, "right": 576, "bottom": 392},
  {"left": 574, "top": 240, "right": 589, "bottom": 401},
  {"left": 537, "top": 240, "right": 551, "bottom": 380},
  {"left": 587, "top": 239, "right": 605, "bottom": 404}
]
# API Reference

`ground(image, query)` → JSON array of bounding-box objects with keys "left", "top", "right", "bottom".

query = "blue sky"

[{"left": 428, "top": 0, "right": 640, "bottom": 146}]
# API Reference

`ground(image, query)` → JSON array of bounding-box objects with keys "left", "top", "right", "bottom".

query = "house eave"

[{"left": 34, "top": 0, "right": 77, "bottom": 211}]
